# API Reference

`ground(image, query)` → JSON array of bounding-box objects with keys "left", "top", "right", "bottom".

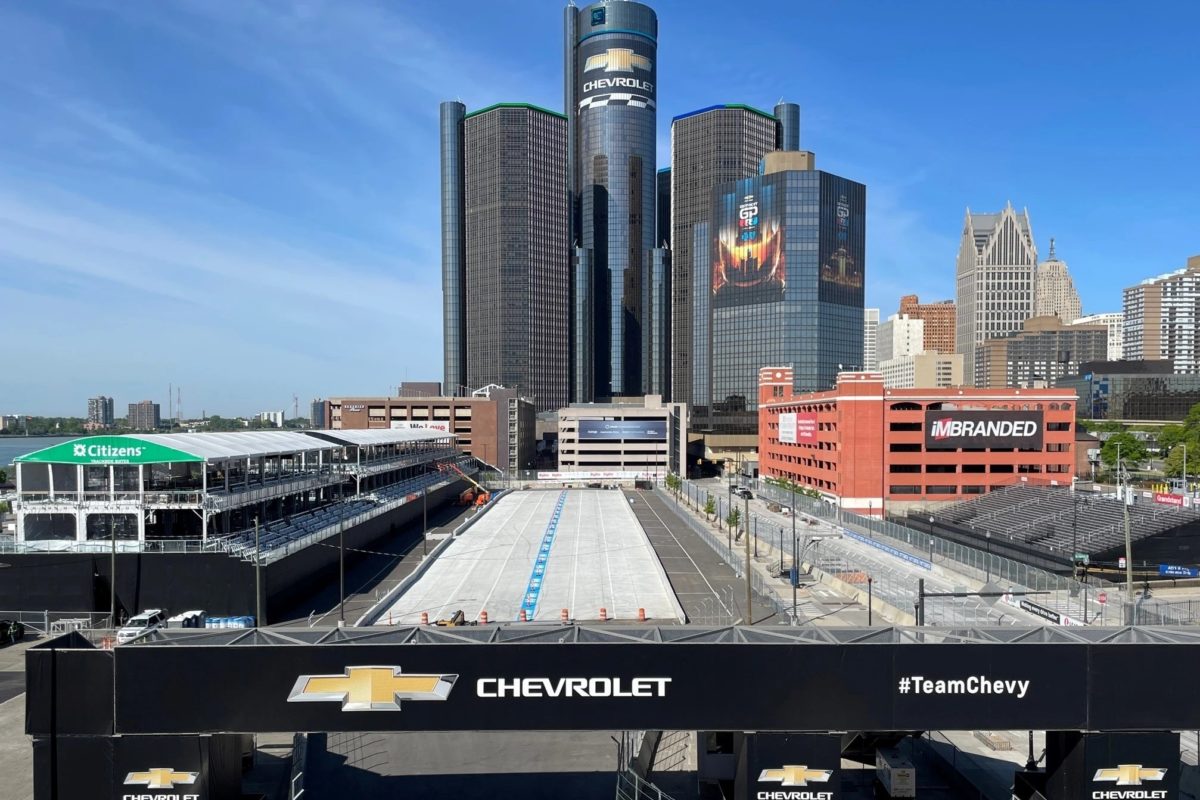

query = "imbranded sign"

[{"left": 924, "top": 410, "right": 1044, "bottom": 450}]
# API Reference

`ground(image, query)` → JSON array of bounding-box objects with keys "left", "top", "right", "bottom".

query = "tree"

[
  {"left": 726, "top": 507, "right": 742, "bottom": 540},
  {"left": 704, "top": 496, "right": 716, "bottom": 523},
  {"left": 665, "top": 472, "right": 682, "bottom": 499},
  {"left": 1101, "top": 431, "right": 1148, "bottom": 469},
  {"left": 1163, "top": 440, "right": 1200, "bottom": 479},
  {"left": 1157, "top": 424, "right": 1187, "bottom": 453},
  {"left": 0, "top": 468, "right": 7, "bottom": 484}
]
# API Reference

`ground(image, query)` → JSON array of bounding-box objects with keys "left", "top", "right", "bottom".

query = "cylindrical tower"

[
  {"left": 567, "top": 0, "right": 658, "bottom": 399},
  {"left": 440, "top": 101, "right": 466, "bottom": 397},
  {"left": 774, "top": 101, "right": 800, "bottom": 151}
]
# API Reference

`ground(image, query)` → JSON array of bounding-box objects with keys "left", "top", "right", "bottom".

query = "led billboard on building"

[
  {"left": 712, "top": 173, "right": 786, "bottom": 308},
  {"left": 924, "top": 410, "right": 1044, "bottom": 450},
  {"left": 818, "top": 176, "right": 865, "bottom": 306},
  {"left": 577, "top": 38, "right": 656, "bottom": 111},
  {"left": 578, "top": 419, "right": 667, "bottom": 440}
]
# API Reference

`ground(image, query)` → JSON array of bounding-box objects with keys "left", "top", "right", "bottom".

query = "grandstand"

[
  {"left": 7, "top": 429, "right": 473, "bottom": 560},
  {"left": 929, "top": 483, "right": 1200, "bottom": 564}
]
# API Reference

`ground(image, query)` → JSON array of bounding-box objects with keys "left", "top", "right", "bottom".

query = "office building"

[
  {"left": 327, "top": 386, "right": 535, "bottom": 474},
  {"left": 898, "top": 294, "right": 955, "bottom": 355},
  {"left": 566, "top": 1, "right": 662, "bottom": 401},
  {"left": 1059, "top": 360, "right": 1200, "bottom": 422},
  {"left": 1123, "top": 255, "right": 1200, "bottom": 374},
  {"left": 955, "top": 203, "right": 1039, "bottom": 385},
  {"left": 976, "top": 316, "right": 1108, "bottom": 389},
  {"left": 440, "top": 101, "right": 570, "bottom": 411},
  {"left": 656, "top": 167, "right": 670, "bottom": 248},
  {"left": 880, "top": 352, "right": 964, "bottom": 389},
  {"left": 758, "top": 367, "right": 1077, "bottom": 515},
  {"left": 697, "top": 150, "right": 866, "bottom": 439},
  {"left": 863, "top": 308, "right": 880, "bottom": 370},
  {"left": 1072, "top": 313, "right": 1124, "bottom": 361},
  {"left": 555, "top": 395, "right": 686, "bottom": 478},
  {"left": 669, "top": 103, "right": 788, "bottom": 406},
  {"left": 310, "top": 399, "right": 329, "bottom": 429},
  {"left": 1033, "top": 238, "right": 1082, "bottom": 323},
  {"left": 397, "top": 382, "right": 443, "bottom": 398},
  {"left": 878, "top": 313, "right": 924, "bottom": 362},
  {"left": 127, "top": 401, "right": 160, "bottom": 431},
  {"left": 86, "top": 396, "right": 114, "bottom": 430}
]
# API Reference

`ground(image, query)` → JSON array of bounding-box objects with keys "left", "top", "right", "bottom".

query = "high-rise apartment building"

[
  {"left": 897, "top": 294, "right": 955, "bottom": 354},
  {"left": 566, "top": 1, "right": 661, "bottom": 401},
  {"left": 976, "top": 316, "right": 1108, "bottom": 389},
  {"left": 669, "top": 103, "right": 787, "bottom": 405},
  {"left": 440, "top": 102, "right": 570, "bottom": 411},
  {"left": 127, "top": 401, "right": 160, "bottom": 431},
  {"left": 877, "top": 313, "right": 924, "bottom": 362},
  {"left": 955, "top": 203, "right": 1039, "bottom": 386},
  {"left": 86, "top": 396, "right": 114, "bottom": 429},
  {"left": 696, "top": 150, "right": 865, "bottom": 434},
  {"left": 1033, "top": 238, "right": 1082, "bottom": 322},
  {"left": 1123, "top": 255, "right": 1200, "bottom": 374},
  {"left": 1073, "top": 312, "right": 1124, "bottom": 361}
]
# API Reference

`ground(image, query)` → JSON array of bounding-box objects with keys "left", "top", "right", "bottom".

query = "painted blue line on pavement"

[
  {"left": 519, "top": 490, "right": 569, "bottom": 620},
  {"left": 842, "top": 527, "right": 932, "bottom": 571}
]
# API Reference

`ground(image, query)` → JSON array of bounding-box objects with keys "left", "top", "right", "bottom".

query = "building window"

[
  {"left": 925, "top": 485, "right": 958, "bottom": 495},
  {"left": 889, "top": 485, "right": 921, "bottom": 495}
]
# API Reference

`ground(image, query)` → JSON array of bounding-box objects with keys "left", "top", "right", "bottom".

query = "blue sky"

[{"left": 2, "top": 1, "right": 1197, "bottom": 417}]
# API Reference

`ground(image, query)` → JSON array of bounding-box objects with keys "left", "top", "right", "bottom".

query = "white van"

[{"left": 116, "top": 609, "right": 166, "bottom": 644}]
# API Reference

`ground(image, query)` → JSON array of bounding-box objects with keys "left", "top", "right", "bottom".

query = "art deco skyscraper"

[
  {"left": 955, "top": 203, "right": 1039, "bottom": 385},
  {"left": 1034, "top": 238, "right": 1082, "bottom": 323}
]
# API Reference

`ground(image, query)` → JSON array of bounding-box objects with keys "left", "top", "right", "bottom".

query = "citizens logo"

[
  {"left": 583, "top": 48, "right": 652, "bottom": 73},
  {"left": 1092, "top": 765, "right": 1168, "bottom": 799},
  {"left": 287, "top": 666, "right": 457, "bottom": 711},
  {"left": 757, "top": 765, "right": 834, "bottom": 800}
]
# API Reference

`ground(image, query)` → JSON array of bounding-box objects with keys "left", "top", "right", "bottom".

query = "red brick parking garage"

[{"left": 757, "top": 367, "right": 1077, "bottom": 516}]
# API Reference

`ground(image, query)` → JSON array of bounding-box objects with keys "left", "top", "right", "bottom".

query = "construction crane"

[{"left": 437, "top": 460, "right": 490, "bottom": 506}]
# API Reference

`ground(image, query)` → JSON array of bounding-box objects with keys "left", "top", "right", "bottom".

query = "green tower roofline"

[{"left": 465, "top": 102, "right": 568, "bottom": 121}]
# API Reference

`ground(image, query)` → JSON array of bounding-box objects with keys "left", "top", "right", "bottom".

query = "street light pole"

[
  {"left": 422, "top": 485, "right": 428, "bottom": 557},
  {"left": 744, "top": 491, "right": 752, "bottom": 626},
  {"left": 110, "top": 514, "right": 116, "bottom": 627},
  {"left": 254, "top": 516, "right": 262, "bottom": 627},
  {"left": 985, "top": 531, "right": 992, "bottom": 583},
  {"left": 867, "top": 576, "right": 873, "bottom": 625}
]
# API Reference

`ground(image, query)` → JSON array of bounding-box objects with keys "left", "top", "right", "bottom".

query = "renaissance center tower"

[{"left": 566, "top": 1, "right": 660, "bottom": 400}]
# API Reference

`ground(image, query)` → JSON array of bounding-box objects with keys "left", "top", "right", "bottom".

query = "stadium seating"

[
  {"left": 934, "top": 484, "right": 1200, "bottom": 556},
  {"left": 214, "top": 460, "right": 478, "bottom": 559}
]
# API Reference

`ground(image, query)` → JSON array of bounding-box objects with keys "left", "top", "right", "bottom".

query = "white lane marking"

[{"left": 638, "top": 492, "right": 733, "bottom": 617}]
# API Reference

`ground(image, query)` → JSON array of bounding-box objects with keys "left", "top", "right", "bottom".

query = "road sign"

[
  {"left": 1073, "top": 553, "right": 1090, "bottom": 565},
  {"left": 1098, "top": 592, "right": 1108, "bottom": 605},
  {"left": 1118, "top": 557, "right": 1127, "bottom": 569}
]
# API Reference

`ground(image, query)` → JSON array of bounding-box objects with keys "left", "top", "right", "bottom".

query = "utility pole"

[
  {"left": 254, "top": 516, "right": 262, "bottom": 627},
  {"left": 744, "top": 490, "right": 752, "bottom": 625},
  {"left": 1119, "top": 443, "right": 1133, "bottom": 604},
  {"left": 422, "top": 485, "right": 428, "bottom": 557},
  {"left": 110, "top": 514, "right": 117, "bottom": 627},
  {"left": 791, "top": 483, "right": 798, "bottom": 623}
]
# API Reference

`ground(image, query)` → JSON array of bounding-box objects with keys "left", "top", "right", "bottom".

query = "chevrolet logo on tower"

[
  {"left": 583, "top": 48, "right": 652, "bottom": 73},
  {"left": 287, "top": 666, "right": 457, "bottom": 711},
  {"left": 1092, "top": 764, "right": 1168, "bottom": 799},
  {"left": 757, "top": 765, "right": 834, "bottom": 800},
  {"left": 122, "top": 767, "right": 200, "bottom": 799}
]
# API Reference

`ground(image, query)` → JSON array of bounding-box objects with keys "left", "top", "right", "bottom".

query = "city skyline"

[{"left": 2, "top": 1, "right": 1198, "bottom": 414}]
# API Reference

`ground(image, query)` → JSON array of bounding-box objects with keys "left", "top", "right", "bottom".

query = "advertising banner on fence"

[
  {"left": 924, "top": 410, "right": 1044, "bottom": 451},
  {"left": 1153, "top": 492, "right": 1186, "bottom": 508},
  {"left": 778, "top": 413, "right": 817, "bottom": 445}
]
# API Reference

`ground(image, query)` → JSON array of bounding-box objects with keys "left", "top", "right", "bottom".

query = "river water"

[{"left": 0, "top": 436, "right": 74, "bottom": 466}]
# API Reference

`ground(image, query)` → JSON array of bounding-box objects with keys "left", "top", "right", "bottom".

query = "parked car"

[
  {"left": 0, "top": 620, "right": 25, "bottom": 646},
  {"left": 116, "top": 609, "right": 166, "bottom": 644},
  {"left": 734, "top": 488, "right": 754, "bottom": 500}
]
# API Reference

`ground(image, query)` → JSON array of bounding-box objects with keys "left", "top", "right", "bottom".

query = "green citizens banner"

[{"left": 16, "top": 436, "right": 203, "bottom": 465}]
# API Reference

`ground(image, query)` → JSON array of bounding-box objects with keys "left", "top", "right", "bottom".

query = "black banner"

[
  {"left": 743, "top": 734, "right": 842, "bottom": 800},
  {"left": 98, "top": 642, "right": 1091, "bottom": 734},
  {"left": 1082, "top": 732, "right": 1179, "bottom": 800},
  {"left": 577, "top": 36, "right": 655, "bottom": 109},
  {"left": 924, "top": 410, "right": 1044, "bottom": 450}
]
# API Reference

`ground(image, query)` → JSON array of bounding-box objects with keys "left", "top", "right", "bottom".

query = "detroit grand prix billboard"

[
  {"left": 818, "top": 175, "right": 865, "bottom": 307},
  {"left": 924, "top": 410, "right": 1044, "bottom": 450},
  {"left": 576, "top": 38, "right": 656, "bottom": 111},
  {"left": 712, "top": 173, "right": 786, "bottom": 308}
]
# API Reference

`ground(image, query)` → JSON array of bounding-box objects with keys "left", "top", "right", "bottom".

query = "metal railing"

[
  {"left": 289, "top": 732, "right": 307, "bottom": 799},
  {"left": 0, "top": 538, "right": 220, "bottom": 554},
  {"left": 0, "top": 610, "right": 111, "bottom": 634}
]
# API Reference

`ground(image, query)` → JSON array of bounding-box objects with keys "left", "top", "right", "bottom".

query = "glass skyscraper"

[
  {"left": 565, "top": 0, "right": 659, "bottom": 400},
  {"left": 698, "top": 156, "right": 866, "bottom": 433},
  {"left": 440, "top": 102, "right": 570, "bottom": 412}
]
